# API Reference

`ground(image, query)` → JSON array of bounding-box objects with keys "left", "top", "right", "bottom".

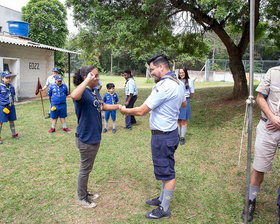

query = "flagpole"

[{"left": 244, "top": 0, "right": 255, "bottom": 223}]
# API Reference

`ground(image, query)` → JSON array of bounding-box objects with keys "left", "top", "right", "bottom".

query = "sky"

[{"left": 0, "top": 0, "right": 78, "bottom": 34}]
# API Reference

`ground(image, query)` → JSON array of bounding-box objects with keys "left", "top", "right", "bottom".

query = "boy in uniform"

[
  {"left": 103, "top": 83, "right": 119, "bottom": 133},
  {"left": 0, "top": 71, "right": 20, "bottom": 144},
  {"left": 47, "top": 75, "right": 71, "bottom": 134}
]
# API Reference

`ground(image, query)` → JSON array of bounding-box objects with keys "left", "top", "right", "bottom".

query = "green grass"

[{"left": 0, "top": 83, "right": 279, "bottom": 223}]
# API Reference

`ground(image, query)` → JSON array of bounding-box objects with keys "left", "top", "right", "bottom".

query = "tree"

[
  {"left": 22, "top": 0, "right": 68, "bottom": 69},
  {"left": 66, "top": 0, "right": 280, "bottom": 99}
]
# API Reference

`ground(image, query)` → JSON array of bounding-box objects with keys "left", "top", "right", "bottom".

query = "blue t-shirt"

[
  {"left": 48, "top": 84, "right": 68, "bottom": 105},
  {"left": 103, "top": 92, "right": 119, "bottom": 105},
  {"left": 73, "top": 88, "right": 103, "bottom": 144},
  {"left": 0, "top": 82, "right": 15, "bottom": 106}
]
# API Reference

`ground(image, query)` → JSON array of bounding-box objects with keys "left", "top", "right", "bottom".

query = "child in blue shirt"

[
  {"left": 103, "top": 83, "right": 119, "bottom": 133},
  {"left": 47, "top": 75, "right": 71, "bottom": 134},
  {"left": 0, "top": 71, "right": 21, "bottom": 144}
]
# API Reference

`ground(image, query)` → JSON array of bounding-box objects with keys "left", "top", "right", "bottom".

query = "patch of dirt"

[{"left": 206, "top": 97, "right": 246, "bottom": 109}]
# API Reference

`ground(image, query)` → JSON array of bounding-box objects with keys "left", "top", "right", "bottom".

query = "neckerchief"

[
  {"left": 110, "top": 93, "right": 115, "bottom": 104},
  {"left": 0, "top": 82, "right": 13, "bottom": 105},
  {"left": 161, "top": 71, "right": 179, "bottom": 84}
]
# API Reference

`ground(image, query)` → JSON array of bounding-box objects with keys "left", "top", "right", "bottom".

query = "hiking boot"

[
  {"left": 87, "top": 193, "right": 99, "bottom": 201},
  {"left": 112, "top": 129, "right": 116, "bottom": 133},
  {"left": 103, "top": 128, "right": 107, "bottom": 133},
  {"left": 146, "top": 197, "right": 161, "bottom": 206},
  {"left": 77, "top": 197, "right": 96, "bottom": 208},
  {"left": 180, "top": 137, "right": 185, "bottom": 145},
  {"left": 63, "top": 128, "right": 72, "bottom": 133},
  {"left": 241, "top": 199, "right": 256, "bottom": 222},
  {"left": 12, "top": 133, "right": 21, "bottom": 139},
  {"left": 48, "top": 128, "right": 55, "bottom": 134},
  {"left": 145, "top": 206, "right": 171, "bottom": 219}
]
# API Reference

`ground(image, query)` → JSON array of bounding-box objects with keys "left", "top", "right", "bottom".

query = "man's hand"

[{"left": 266, "top": 115, "right": 280, "bottom": 131}]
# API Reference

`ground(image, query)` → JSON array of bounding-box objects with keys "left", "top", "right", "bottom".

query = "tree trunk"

[{"left": 228, "top": 53, "right": 248, "bottom": 99}]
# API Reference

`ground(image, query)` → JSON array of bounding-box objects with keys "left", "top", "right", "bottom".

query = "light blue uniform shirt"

[
  {"left": 180, "top": 79, "right": 194, "bottom": 97},
  {"left": 125, "top": 78, "right": 138, "bottom": 96},
  {"left": 145, "top": 78, "right": 186, "bottom": 132}
]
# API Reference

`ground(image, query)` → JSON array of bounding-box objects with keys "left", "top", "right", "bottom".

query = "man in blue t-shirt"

[
  {"left": 103, "top": 83, "right": 119, "bottom": 133},
  {"left": 47, "top": 75, "right": 71, "bottom": 134}
]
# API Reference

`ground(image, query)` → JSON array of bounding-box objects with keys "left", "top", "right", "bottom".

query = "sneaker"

[
  {"left": 112, "top": 129, "right": 116, "bottom": 133},
  {"left": 63, "top": 128, "right": 72, "bottom": 133},
  {"left": 146, "top": 197, "right": 161, "bottom": 206},
  {"left": 12, "top": 133, "right": 21, "bottom": 139},
  {"left": 180, "top": 137, "right": 185, "bottom": 145},
  {"left": 241, "top": 199, "right": 256, "bottom": 222},
  {"left": 48, "top": 128, "right": 55, "bottom": 134},
  {"left": 45, "top": 113, "right": 50, "bottom": 119},
  {"left": 77, "top": 198, "right": 97, "bottom": 208},
  {"left": 103, "top": 128, "right": 107, "bottom": 133},
  {"left": 87, "top": 193, "right": 99, "bottom": 201},
  {"left": 145, "top": 206, "right": 171, "bottom": 219}
]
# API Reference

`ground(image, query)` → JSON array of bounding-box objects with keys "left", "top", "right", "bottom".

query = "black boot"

[{"left": 241, "top": 199, "right": 256, "bottom": 222}]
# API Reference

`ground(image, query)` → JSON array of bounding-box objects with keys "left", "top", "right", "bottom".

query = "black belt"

[
  {"left": 261, "top": 117, "right": 268, "bottom": 122},
  {"left": 151, "top": 130, "right": 172, "bottom": 135},
  {"left": 186, "top": 97, "right": 190, "bottom": 99}
]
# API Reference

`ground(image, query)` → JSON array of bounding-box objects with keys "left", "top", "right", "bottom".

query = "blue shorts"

[
  {"left": 50, "top": 104, "right": 67, "bottom": 119},
  {"left": 151, "top": 129, "right": 179, "bottom": 180},
  {"left": 178, "top": 98, "right": 191, "bottom": 120},
  {"left": 0, "top": 105, "right": 17, "bottom": 123},
  {"left": 105, "top": 110, "right": 116, "bottom": 121}
]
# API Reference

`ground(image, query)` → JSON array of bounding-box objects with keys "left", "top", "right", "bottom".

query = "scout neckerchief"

[
  {"left": 0, "top": 81, "right": 13, "bottom": 105},
  {"left": 161, "top": 71, "right": 179, "bottom": 85},
  {"left": 55, "top": 83, "right": 61, "bottom": 97},
  {"left": 87, "top": 86, "right": 103, "bottom": 112},
  {"left": 110, "top": 93, "right": 115, "bottom": 104}
]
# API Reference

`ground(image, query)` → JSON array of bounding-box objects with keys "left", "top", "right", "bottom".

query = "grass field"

[{"left": 0, "top": 78, "right": 279, "bottom": 224}]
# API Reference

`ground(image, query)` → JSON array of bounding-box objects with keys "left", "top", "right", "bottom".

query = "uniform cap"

[
  {"left": 1, "top": 71, "right": 11, "bottom": 78},
  {"left": 55, "top": 74, "right": 63, "bottom": 81},
  {"left": 53, "top": 67, "right": 59, "bottom": 72}
]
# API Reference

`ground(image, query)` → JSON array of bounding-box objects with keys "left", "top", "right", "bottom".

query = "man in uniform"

[
  {"left": 241, "top": 66, "right": 280, "bottom": 222},
  {"left": 123, "top": 70, "right": 138, "bottom": 130},
  {"left": 120, "top": 54, "right": 186, "bottom": 219}
]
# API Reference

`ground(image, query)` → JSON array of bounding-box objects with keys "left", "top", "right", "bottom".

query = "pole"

[
  {"left": 39, "top": 91, "right": 45, "bottom": 118},
  {"left": 68, "top": 53, "right": 71, "bottom": 93},
  {"left": 244, "top": 0, "right": 255, "bottom": 223}
]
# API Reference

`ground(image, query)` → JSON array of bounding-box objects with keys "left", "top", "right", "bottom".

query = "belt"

[
  {"left": 151, "top": 130, "right": 172, "bottom": 135},
  {"left": 75, "top": 133, "right": 79, "bottom": 137},
  {"left": 186, "top": 97, "right": 190, "bottom": 100},
  {"left": 261, "top": 117, "right": 268, "bottom": 122}
]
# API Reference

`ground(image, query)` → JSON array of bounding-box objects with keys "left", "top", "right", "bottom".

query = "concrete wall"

[
  {"left": 0, "top": 6, "right": 22, "bottom": 33},
  {"left": 0, "top": 43, "right": 54, "bottom": 100}
]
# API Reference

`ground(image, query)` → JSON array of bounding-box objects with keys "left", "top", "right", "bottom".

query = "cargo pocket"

[
  {"left": 166, "top": 139, "right": 179, "bottom": 154},
  {"left": 153, "top": 158, "right": 170, "bottom": 177}
]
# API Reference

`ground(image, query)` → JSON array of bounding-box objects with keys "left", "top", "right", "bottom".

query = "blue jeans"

[{"left": 125, "top": 95, "right": 137, "bottom": 128}]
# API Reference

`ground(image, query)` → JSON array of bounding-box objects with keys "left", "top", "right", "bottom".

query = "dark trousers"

[
  {"left": 125, "top": 95, "right": 137, "bottom": 128},
  {"left": 76, "top": 137, "right": 100, "bottom": 200}
]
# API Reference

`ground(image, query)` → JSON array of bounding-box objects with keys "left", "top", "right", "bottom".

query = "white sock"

[
  {"left": 113, "top": 121, "right": 116, "bottom": 129},
  {"left": 105, "top": 120, "right": 108, "bottom": 129},
  {"left": 181, "top": 127, "right": 187, "bottom": 138},
  {"left": 62, "top": 123, "right": 67, "bottom": 129}
]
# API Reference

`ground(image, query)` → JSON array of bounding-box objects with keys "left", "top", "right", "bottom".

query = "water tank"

[{"left": 7, "top": 21, "right": 29, "bottom": 37}]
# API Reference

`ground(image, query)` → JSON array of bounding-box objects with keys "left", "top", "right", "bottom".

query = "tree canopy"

[
  {"left": 22, "top": 0, "right": 69, "bottom": 69},
  {"left": 67, "top": 0, "right": 279, "bottom": 98}
]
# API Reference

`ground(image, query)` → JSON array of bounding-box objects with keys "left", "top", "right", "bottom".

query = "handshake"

[{"left": 118, "top": 105, "right": 128, "bottom": 115}]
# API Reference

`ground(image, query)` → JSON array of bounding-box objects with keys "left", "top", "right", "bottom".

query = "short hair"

[
  {"left": 123, "top": 70, "right": 131, "bottom": 74},
  {"left": 147, "top": 54, "right": 170, "bottom": 69},
  {"left": 106, "top": 83, "right": 115, "bottom": 89}
]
